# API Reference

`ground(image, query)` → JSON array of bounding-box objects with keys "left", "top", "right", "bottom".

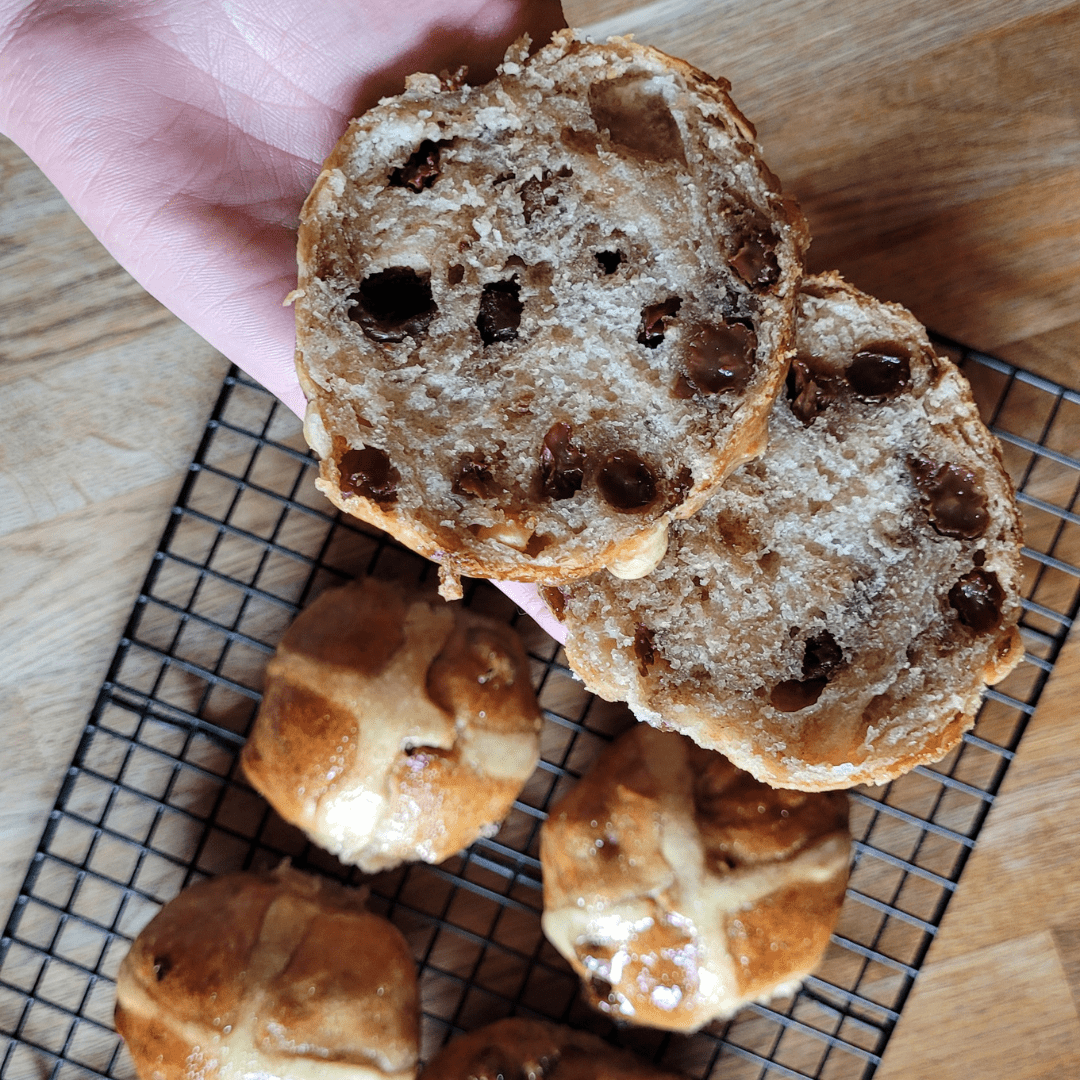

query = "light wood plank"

[
  {"left": 0, "top": 138, "right": 228, "bottom": 925},
  {"left": 0, "top": 478, "right": 188, "bottom": 923},
  {"left": 565, "top": 0, "right": 1080, "bottom": 380},
  {"left": 874, "top": 931, "right": 1080, "bottom": 1080}
]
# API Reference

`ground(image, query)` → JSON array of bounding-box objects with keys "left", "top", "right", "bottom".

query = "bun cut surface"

[
  {"left": 295, "top": 31, "right": 807, "bottom": 597},
  {"left": 551, "top": 275, "right": 1025, "bottom": 790}
]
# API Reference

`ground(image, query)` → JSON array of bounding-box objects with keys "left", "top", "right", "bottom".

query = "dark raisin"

[
  {"left": 348, "top": 267, "right": 437, "bottom": 343},
  {"left": 388, "top": 140, "right": 441, "bottom": 191},
  {"left": 452, "top": 456, "right": 500, "bottom": 500},
  {"left": 339, "top": 446, "right": 400, "bottom": 504},
  {"left": 683, "top": 321, "right": 757, "bottom": 394},
  {"left": 672, "top": 373, "right": 696, "bottom": 399},
  {"left": 770, "top": 678, "right": 827, "bottom": 711},
  {"left": 909, "top": 459, "right": 989, "bottom": 539},
  {"left": 731, "top": 230, "right": 780, "bottom": 288},
  {"left": 949, "top": 568, "right": 1005, "bottom": 632},
  {"left": 595, "top": 250, "right": 622, "bottom": 274},
  {"left": 470, "top": 1046, "right": 517, "bottom": 1080},
  {"left": 669, "top": 465, "right": 694, "bottom": 508},
  {"left": 633, "top": 623, "right": 656, "bottom": 676},
  {"left": 802, "top": 630, "right": 842, "bottom": 680},
  {"left": 152, "top": 956, "right": 172, "bottom": 981},
  {"left": 638, "top": 297, "right": 681, "bottom": 348},
  {"left": 477, "top": 280, "right": 523, "bottom": 345},
  {"left": 447, "top": 263, "right": 465, "bottom": 286},
  {"left": 597, "top": 450, "right": 658, "bottom": 511},
  {"left": 588, "top": 974, "right": 616, "bottom": 1005},
  {"left": 588, "top": 75, "right": 685, "bottom": 161},
  {"left": 786, "top": 355, "right": 845, "bottom": 424},
  {"left": 539, "top": 422, "right": 586, "bottom": 500},
  {"left": 541, "top": 585, "right": 567, "bottom": 621},
  {"left": 847, "top": 342, "right": 912, "bottom": 397}
]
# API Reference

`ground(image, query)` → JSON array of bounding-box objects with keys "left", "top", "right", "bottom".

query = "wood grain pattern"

[
  {"left": 2, "top": 2, "right": 1079, "bottom": 1074},
  {"left": 874, "top": 932, "right": 1080, "bottom": 1080},
  {"left": 0, "top": 135, "right": 228, "bottom": 924},
  {"left": 566, "top": 0, "right": 1080, "bottom": 388}
]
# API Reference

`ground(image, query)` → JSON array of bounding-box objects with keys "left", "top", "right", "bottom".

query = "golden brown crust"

[
  {"left": 295, "top": 30, "right": 807, "bottom": 596},
  {"left": 419, "top": 1018, "right": 685, "bottom": 1080},
  {"left": 114, "top": 865, "right": 419, "bottom": 1080},
  {"left": 540, "top": 726, "right": 850, "bottom": 1032},
  {"left": 241, "top": 577, "right": 542, "bottom": 872}
]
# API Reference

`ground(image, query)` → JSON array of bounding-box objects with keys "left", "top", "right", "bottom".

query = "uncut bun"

[
  {"left": 419, "top": 1017, "right": 685, "bottom": 1080},
  {"left": 114, "top": 865, "right": 419, "bottom": 1080},
  {"left": 549, "top": 274, "right": 1025, "bottom": 790},
  {"left": 540, "top": 725, "right": 850, "bottom": 1032},
  {"left": 295, "top": 30, "right": 807, "bottom": 598},
  {"left": 242, "top": 577, "right": 542, "bottom": 872}
]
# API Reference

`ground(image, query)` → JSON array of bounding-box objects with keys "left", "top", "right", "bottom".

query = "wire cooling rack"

[{"left": 2, "top": 345, "right": 1078, "bottom": 1080}]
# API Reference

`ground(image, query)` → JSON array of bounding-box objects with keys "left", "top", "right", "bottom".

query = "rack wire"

[{"left": 1, "top": 344, "right": 1077, "bottom": 1080}]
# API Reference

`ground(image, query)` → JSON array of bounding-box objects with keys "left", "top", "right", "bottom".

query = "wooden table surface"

[{"left": 2, "top": 1, "right": 1078, "bottom": 1076}]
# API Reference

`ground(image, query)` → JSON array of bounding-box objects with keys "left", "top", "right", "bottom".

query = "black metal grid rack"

[{"left": 2, "top": 344, "right": 1078, "bottom": 1080}]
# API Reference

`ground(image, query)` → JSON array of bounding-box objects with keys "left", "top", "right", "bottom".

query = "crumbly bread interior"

[
  {"left": 114, "top": 865, "right": 419, "bottom": 1080},
  {"left": 540, "top": 726, "right": 850, "bottom": 1032},
  {"left": 419, "top": 1017, "right": 686, "bottom": 1080},
  {"left": 295, "top": 30, "right": 806, "bottom": 595},
  {"left": 553, "top": 274, "right": 1025, "bottom": 790},
  {"left": 241, "top": 577, "right": 542, "bottom": 872}
]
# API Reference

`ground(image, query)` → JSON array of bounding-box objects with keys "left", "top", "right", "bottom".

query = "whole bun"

[
  {"left": 550, "top": 274, "right": 1025, "bottom": 790},
  {"left": 241, "top": 577, "right": 542, "bottom": 872},
  {"left": 295, "top": 30, "right": 807, "bottom": 598},
  {"left": 419, "top": 1017, "right": 685, "bottom": 1080},
  {"left": 540, "top": 725, "right": 850, "bottom": 1032},
  {"left": 114, "top": 865, "right": 419, "bottom": 1080}
]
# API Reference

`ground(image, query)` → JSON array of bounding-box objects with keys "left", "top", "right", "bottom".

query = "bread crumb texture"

[
  {"left": 296, "top": 30, "right": 807, "bottom": 586},
  {"left": 556, "top": 274, "right": 1025, "bottom": 791}
]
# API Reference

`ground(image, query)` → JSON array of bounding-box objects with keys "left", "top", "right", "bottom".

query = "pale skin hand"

[{"left": 0, "top": 0, "right": 567, "bottom": 638}]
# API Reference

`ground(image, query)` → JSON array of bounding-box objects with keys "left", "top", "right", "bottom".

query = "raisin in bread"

[
  {"left": 295, "top": 30, "right": 807, "bottom": 599},
  {"left": 242, "top": 577, "right": 542, "bottom": 872},
  {"left": 547, "top": 274, "right": 1025, "bottom": 791},
  {"left": 115, "top": 865, "right": 419, "bottom": 1080},
  {"left": 419, "top": 1017, "right": 686, "bottom": 1080},
  {"left": 540, "top": 725, "right": 850, "bottom": 1031}
]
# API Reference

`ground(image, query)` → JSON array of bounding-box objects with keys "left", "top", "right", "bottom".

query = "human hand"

[
  {"left": 0, "top": 0, "right": 565, "bottom": 412},
  {"left": 0, "top": 0, "right": 567, "bottom": 637}
]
